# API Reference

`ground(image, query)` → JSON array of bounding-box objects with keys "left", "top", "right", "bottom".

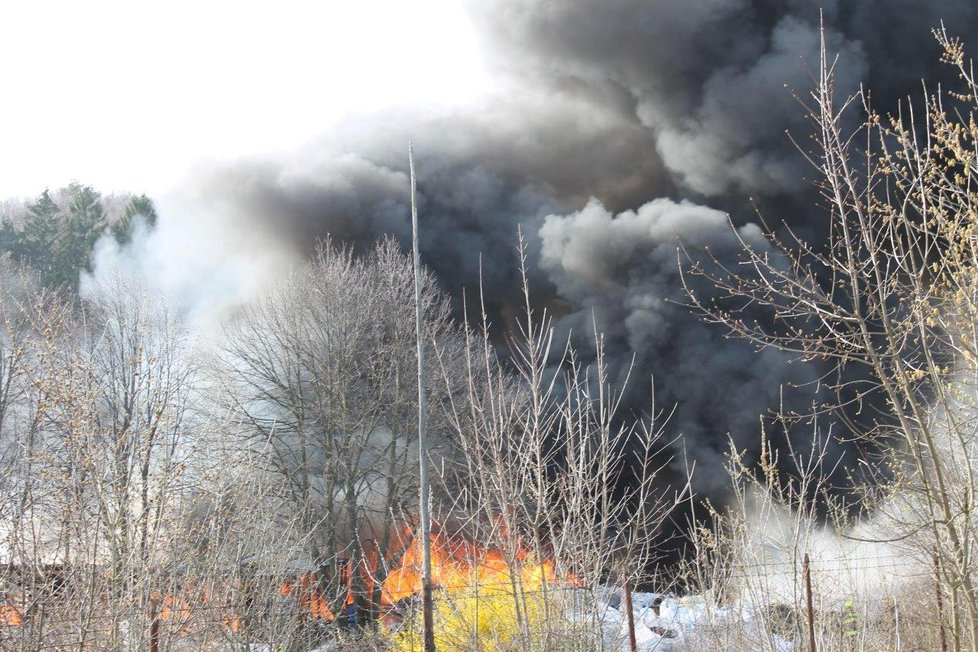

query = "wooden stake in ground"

[
  {"left": 409, "top": 143, "right": 436, "bottom": 652},
  {"left": 148, "top": 594, "right": 160, "bottom": 652},
  {"left": 804, "top": 553, "right": 816, "bottom": 652},
  {"left": 935, "top": 551, "right": 947, "bottom": 652},
  {"left": 623, "top": 576, "right": 638, "bottom": 652}
]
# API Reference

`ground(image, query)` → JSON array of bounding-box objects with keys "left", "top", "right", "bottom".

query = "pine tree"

[
  {"left": 19, "top": 189, "right": 62, "bottom": 283},
  {"left": 0, "top": 185, "right": 153, "bottom": 290},
  {"left": 111, "top": 194, "right": 157, "bottom": 245},
  {"left": 55, "top": 184, "right": 106, "bottom": 288}
]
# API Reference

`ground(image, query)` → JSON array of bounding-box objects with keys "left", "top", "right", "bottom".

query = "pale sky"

[{"left": 0, "top": 0, "right": 488, "bottom": 199}]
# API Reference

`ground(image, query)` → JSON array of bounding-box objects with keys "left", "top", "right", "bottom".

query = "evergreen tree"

[
  {"left": 111, "top": 194, "right": 157, "bottom": 245},
  {"left": 0, "top": 222, "right": 18, "bottom": 258},
  {"left": 20, "top": 189, "right": 63, "bottom": 283},
  {"left": 55, "top": 184, "right": 106, "bottom": 288},
  {"left": 0, "top": 185, "right": 155, "bottom": 290}
]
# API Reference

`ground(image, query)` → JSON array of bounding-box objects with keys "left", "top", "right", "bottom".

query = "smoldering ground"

[{"left": 119, "top": 1, "right": 978, "bottom": 502}]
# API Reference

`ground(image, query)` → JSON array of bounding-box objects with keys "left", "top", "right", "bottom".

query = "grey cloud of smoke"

[
  {"left": 539, "top": 199, "right": 814, "bottom": 492},
  {"left": 81, "top": 195, "right": 299, "bottom": 334},
  {"left": 95, "top": 0, "right": 978, "bottom": 497},
  {"left": 469, "top": 0, "right": 873, "bottom": 197},
  {"left": 182, "top": 90, "right": 669, "bottom": 318},
  {"left": 652, "top": 17, "right": 866, "bottom": 195},
  {"left": 469, "top": 0, "right": 977, "bottom": 200}
]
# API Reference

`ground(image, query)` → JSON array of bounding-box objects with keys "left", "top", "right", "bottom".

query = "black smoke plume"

[{"left": 184, "top": 1, "right": 978, "bottom": 498}]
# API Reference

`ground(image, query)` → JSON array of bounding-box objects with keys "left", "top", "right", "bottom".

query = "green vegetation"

[{"left": 0, "top": 183, "right": 157, "bottom": 289}]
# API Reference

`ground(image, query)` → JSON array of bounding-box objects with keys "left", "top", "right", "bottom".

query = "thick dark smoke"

[
  {"left": 538, "top": 198, "right": 817, "bottom": 493},
  {"left": 183, "top": 1, "right": 978, "bottom": 497}
]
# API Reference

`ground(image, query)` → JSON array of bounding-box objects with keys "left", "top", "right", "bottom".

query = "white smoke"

[{"left": 80, "top": 190, "right": 300, "bottom": 334}]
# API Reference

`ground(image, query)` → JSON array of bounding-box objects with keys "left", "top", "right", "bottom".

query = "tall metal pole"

[{"left": 409, "top": 143, "right": 436, "bottom": 652}]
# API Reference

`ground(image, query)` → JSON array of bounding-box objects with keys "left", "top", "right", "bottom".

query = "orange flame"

[
  {"left": 381, "top": 527, "right": 574, "bottom": 605},
  {"left": 0, "top": 604, "right": 22, "bottom": 627},
  {"left": 152, "top": 583, "right": 242, "bottom": 636},
  {"left": 0, "top": 527, "right": 573, "bottom": 631},
  {"left": 280, "top": 573, "right": 340, "bottom": 621}
]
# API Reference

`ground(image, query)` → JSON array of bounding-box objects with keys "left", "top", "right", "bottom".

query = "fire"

[
  {"left": 280, "top": 573, "right": 340, "bottom": 621},
  {"left": 152, "top": 583, "right": 241, "bottom": 636},
  {"left": 280, "top": 540, "right": 386, "bottom": 622},
  {"left": 0, "top": 528, "right": 572, "bottom": 632},
  {"left": 381, "top": 527, "right": 572, "bottom": 606},
  {"left": 159, "top": 594, "right": 192, "bottom": 623},
  {"left": 0, "top": 603, "right": 22, "bottom": 627}
]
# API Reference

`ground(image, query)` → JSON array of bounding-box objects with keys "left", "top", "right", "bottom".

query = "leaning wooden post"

[
  {"left": 803, "top": 553, "right": 816, "bottom": 652},
  {"left": 409, "top": 143, "right": 436, "bottom": 652}
]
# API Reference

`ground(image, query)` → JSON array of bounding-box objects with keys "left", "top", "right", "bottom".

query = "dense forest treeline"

[{"left": 0, "top": 184, "right": 156, "bottom": 289}]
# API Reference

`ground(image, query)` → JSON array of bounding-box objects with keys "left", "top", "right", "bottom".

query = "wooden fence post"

[
  {"left": 804, "top": 553, "right": 816, "bottom": 652},
  {"left": 934, "top": 551, "right": 948, "bottom": 652},
  {"left": 623, "top": 575, "right": 638, "bottom": 652},
  {"left": 148, "top": 594, "right": 160, "bottom": 652}
]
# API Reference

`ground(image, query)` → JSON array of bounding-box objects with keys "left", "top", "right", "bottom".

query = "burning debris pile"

[
  {"left": 381, "top": 525, "right": 569, "bottom": 606},
  {"left": 379, "top": 524, "right": 577, "bottom": 647}
]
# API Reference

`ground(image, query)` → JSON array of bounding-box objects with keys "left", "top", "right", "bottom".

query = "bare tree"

[
  {"left": 78, "top": 273, "right": 198, "bottom": 592},
  {"left": 683, "top": 28, "right": 978, "bottom": 652},
  {"left": 0, "top": 269, "right": 204, "bottom": 649},
  {"left": 0, "top": 260, "right": 76, "bottom": 649},
  {"left": 219, "top": 237, "right": 457, "bottom": 627},
  {"left": 405, "top": 238, "right": 684, "bottom": 650}
]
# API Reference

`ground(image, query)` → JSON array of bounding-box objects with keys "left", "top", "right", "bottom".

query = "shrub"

[{"left": 388, "top": 582, "right": 569, "bottom": 652}]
